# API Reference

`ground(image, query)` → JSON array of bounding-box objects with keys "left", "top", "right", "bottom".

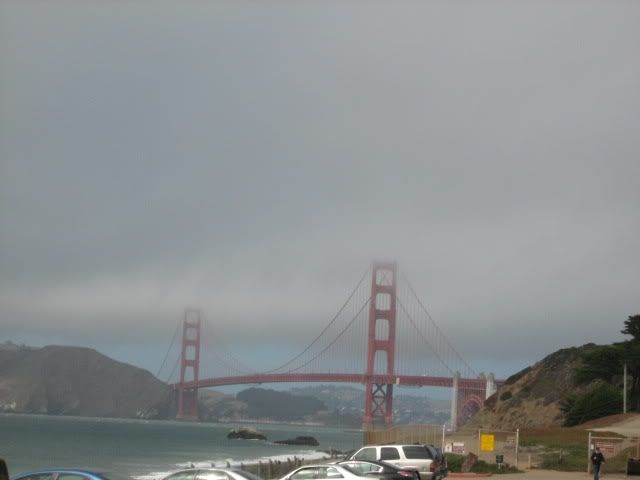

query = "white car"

[
  {"left": 162, "top": 468, "right": 264, "bottom": 480},
  {"left": 347, "top": 445, "right": 442, "bottom": 480},
  {"left": 279, "top": 465, "right": 368, "bottom": 480}
]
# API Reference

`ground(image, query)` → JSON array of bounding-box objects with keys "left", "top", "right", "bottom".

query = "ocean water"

[{"left": 0, "top": 414, "right": 362, "bottom": 479}]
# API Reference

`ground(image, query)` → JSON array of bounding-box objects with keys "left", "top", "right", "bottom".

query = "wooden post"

[
  {"left": 587, "top": 432, "right": 592, "bottom": 474},
  {"left": 624, "top": 363, "right": 628, "bottom": 414}
]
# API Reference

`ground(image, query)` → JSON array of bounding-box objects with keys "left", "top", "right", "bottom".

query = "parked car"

[
  {"left": 279, "top": 464, "right": 379, "bottom": 480},
  {"left": 162, "top": 469, "right": 264, "bottom": 480},
  {"left": 346, "top": 445, "right": 445, "bottom": 480},
  {"left": 425, "top": 447, "right": 447, "bottom": 479},
  {"left": 336, "top": 460, "right": 420, "bottom": 480},
  {"left": 13, "top": 470, "right": 120, "bottom": 480}
]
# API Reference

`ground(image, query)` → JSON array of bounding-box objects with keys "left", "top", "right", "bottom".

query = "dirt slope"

[{"left": 471, "top": 345, "right": 599, "bottom": 429}]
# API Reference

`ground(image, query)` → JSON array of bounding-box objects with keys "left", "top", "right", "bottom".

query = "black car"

[
  {"left": 423, "top": 446, "right": 447, "bottom": 479},
  {"left": 337, "top": 460, "right": 421, "bottom": 480}
]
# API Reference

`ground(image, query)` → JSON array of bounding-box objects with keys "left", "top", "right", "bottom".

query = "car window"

[
  {"left": 197, "top": 471, "right": 231, "bottom": 480},
  {"left": 424, "top": 446, "right": 438, "bottom": 459},
  {"left": 229, "top": 471, "right": 263, "bottom": 480},
  {"left": 402, "top": 446, "right": 432, "bottom": 460},
  {"left": 341, "top": 463, "right": 377, "bottom": 474},
  {"left": 289, "top": 468, "right": 317, "bottom": 480},
  {"left": 57, "top": 475, "right": 90, "bottom": 480},
  {"left": 164, "top": 472, "right": 197, "bottom": 480},
  {"left": 316, "top": 468, "right": 342, "bottom": 480},
  {"left": 17, "top": 475, "right": 55, "bottom": 480},
  {"left": 380, "top": 447, "right": 400, "bottom": 460},
  {"left": 354, "top": 448, "right": 377, "bottom": 461}
]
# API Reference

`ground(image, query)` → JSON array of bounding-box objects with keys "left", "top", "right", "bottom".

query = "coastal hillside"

[
  {"left": 0, "top": 343, "right": 172, "bottom": 418},
  {"left": 471, "top": 345, "right": 598, "bottom": 429}
]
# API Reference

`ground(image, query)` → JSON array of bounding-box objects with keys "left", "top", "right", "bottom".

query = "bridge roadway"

[{"left": 173, "top": 373, "right": 496, "bottom": 390}]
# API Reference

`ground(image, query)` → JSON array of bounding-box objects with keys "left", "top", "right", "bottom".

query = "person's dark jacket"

[{"left": 591, "top": 451, "right": 605, "bottom": 466}]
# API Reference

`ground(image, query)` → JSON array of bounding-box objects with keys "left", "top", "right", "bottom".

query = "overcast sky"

[{"left": 1, "top": 0, "right": 638, "bottom": 384}]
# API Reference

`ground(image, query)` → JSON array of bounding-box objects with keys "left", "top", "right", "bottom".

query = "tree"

[
  {"left": 622, "top": 315, "right": 640, "bottom": 341},
  {"left": 572, "top": 314, "right": 640, "bottom": 411},
  {"left": 575, "top": 345, "right": 623, "bottom": 385},
  {"left": 561, "top": 383, "right": 623, "bottom": 426}
]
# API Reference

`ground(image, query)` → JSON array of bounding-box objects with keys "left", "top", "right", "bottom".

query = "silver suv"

[{"left": 348, "top": 445, "right": 444, "bottom": 480}]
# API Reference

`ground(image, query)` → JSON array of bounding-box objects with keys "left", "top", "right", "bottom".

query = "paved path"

[
  {"left": 591, "top": 413, "right": 640, "bottom": 436},
  {"left": 484, "top": 470, "right": 626, "bottom": 479}
]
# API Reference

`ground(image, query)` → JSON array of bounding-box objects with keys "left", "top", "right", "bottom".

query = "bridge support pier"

[
  {"left": 176, "top": 309, "right": 201, "bottom": 421},
  {"left": 363, "top": 261, "right": 397, "bottom": 429},
  {"left": 450, "top": 371, "right": 459, "bottom": 430},
  {"left": 485, "top": 373, "right": 497, "bottom": 399}
]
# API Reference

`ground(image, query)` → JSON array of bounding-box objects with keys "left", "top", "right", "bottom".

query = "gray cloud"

[{"left": 1, "top": 0, "right": 638, "bottom": 378}]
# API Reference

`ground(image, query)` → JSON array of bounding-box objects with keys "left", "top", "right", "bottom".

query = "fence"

[
  {"left": 363, "top": 424, "right": 446, "bottom": 448},
  {"left": 588, "top": 432, "right": 639, "bottom": 474},
  {"left": 476, "top": 428, "right": 520, "bottom": 469},
  {"left": 361, "top": 424, "right": 523, "bottom": 472}
]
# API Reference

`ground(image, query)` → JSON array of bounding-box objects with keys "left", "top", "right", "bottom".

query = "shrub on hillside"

[
  {"left": 500, "top": 391, "right": 513, "bottom": 401},
  {"left": 561, "top": 383, "right": 623, "bottom": 426}
]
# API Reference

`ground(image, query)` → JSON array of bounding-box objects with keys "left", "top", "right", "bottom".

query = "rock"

[
  {"left": 461, "top": 452, "right": 478, "bottom": 473},
  {"left": 227, "top": 427, "right": 267, "bottom": 441},
  {"left": 274, "top": 436, "right": 319, "bottom": 446}
]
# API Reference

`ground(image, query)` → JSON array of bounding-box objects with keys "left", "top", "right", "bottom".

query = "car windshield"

[
  {"left": 336, "top": 466, "right": 360, "bottom": 476},
  {"left": 229, "top": 471, "right": 263, "bottom": 480},
  {"left": 99, "top": 472, "right": 132, "bottom": 480}
]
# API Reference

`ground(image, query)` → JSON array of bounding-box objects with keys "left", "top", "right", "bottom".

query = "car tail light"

[
  {"left": 430, "top": 463, "right": 435, "bottom": 473},
  {"left": 398, "top": 471, "right": 413, "bottom": 477}
]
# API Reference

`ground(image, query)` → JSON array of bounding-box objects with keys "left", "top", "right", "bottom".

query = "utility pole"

[{"left": 624, "top": 363, "right": 628, "bottom": 414}]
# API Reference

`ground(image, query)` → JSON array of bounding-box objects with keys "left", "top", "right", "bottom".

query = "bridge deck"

[{"left": 174, "top": 373, "right": 502, "bottom": 389}]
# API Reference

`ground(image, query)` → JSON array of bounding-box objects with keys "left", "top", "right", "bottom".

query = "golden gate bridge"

[{"left": 160, "top": 261, "right": 503, "bottom": 429}]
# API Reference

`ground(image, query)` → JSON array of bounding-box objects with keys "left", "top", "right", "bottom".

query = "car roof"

[
  {"left": 15, "top": 470, "right": 110, "bottom": 479},
  {"left": 339, "top": 460, "right": 387, "bottom": 466},
  {"left": 295, "top": 465, "right": 345, "bottom": 468}
]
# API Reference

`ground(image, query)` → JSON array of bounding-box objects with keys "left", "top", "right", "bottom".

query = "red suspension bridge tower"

[
  {"left": 363, "top": 261, "right": 397, "bottom": 429},
  {"left": 176, "top": 309, "right": 201, "bottom": 420}
]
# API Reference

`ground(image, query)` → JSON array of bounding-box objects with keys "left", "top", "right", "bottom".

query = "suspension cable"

[
  {"left": 397, "top": 297, "right": 453, "bottom": 376},
  {"left": 262, "top": 266, "right": 371, "bottom": 373},
  {"left": 401, "top": 272, "right": 477, "bottom": 377},
  {"left": 288, "top": 296, "right": 370, "bottom": 373},
  {"left": 156, "top": 319, "right": 181, "bottom": 379}
]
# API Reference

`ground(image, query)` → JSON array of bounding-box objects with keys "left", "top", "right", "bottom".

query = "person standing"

[{"left": 591, "top": 446, "right": 605, "bottom": 480}]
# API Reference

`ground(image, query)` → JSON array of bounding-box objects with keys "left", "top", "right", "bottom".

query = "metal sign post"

[{"left": 515, "top": 428, "right": 520, "bottom": 469}]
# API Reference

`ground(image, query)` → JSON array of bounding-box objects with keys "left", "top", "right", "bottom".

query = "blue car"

[{"left": 13, "top": 469, "right": 121, "bottom": 480}]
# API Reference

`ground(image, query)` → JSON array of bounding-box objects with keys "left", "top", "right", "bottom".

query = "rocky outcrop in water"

[
  {"left": 274, "top": 436, "right": 319, "bottom": 446},
  {"left": 227, "top": 427, "right": 267, "bottom": 440}
]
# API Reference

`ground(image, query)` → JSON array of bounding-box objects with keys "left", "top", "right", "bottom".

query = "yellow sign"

[{"left": 480, "top": 434, "right": 495, "bottom": 452}]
